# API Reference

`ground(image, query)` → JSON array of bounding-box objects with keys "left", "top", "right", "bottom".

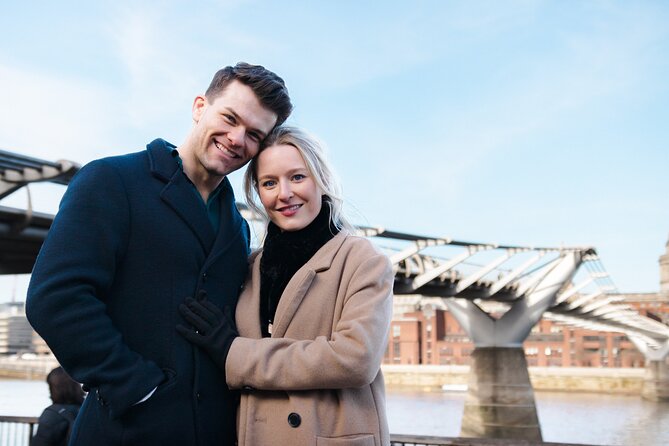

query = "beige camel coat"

[{"left": 226, "top": 232, "right": 393, "bottom": 446}]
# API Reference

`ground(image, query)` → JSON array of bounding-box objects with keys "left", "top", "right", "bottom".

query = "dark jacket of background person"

[
  {"left": 226, "top": 232, "right": 394, "bottom": 446},
  {"left": 32, "top": 367, "right": 84, "bottom": 446},
  {"left": 26, "top": 138, "right": 250, "bottom": 445}
]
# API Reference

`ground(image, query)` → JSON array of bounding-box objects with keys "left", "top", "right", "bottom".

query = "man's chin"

[
  {"left": 219, "top": 161, "right": 250, "bottom": 175},
  {"left": 206, "top": 164, "right": 239, "bottom": 178}
]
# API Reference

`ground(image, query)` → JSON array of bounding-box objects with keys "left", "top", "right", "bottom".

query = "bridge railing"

[{"left": 0, "top": 416, "right": 37, "bottom": 446}]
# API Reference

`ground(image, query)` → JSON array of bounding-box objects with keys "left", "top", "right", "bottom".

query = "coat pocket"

[{"left": 316, "top": 433, "right": 375, "bottom": 446}]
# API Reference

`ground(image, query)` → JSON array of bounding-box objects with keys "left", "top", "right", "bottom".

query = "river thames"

[{"left": 1, "top": 379, "right": 668, "bottom": 445}]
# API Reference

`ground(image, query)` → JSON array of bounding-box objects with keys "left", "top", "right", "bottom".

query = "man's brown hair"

[{"left": 205, "top": 62, "right": 292, "bottom": 127}]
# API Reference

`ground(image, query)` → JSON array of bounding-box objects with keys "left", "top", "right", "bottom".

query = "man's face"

[{"left": 190, "top": 80, "right": 277, "bottom": 178}]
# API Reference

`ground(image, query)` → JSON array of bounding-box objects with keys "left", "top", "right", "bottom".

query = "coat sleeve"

[
  {"left": 26, "top": 159, "right": 164, "bottom": 419},
  {"left": 226, "top": 250, "right": 393, "bottom": 390}
]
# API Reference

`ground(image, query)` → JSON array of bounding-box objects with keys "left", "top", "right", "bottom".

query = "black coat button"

[
  {"left": 96, "top": 389, "right": 106, "bottom": 406},
  {"left": 287, "top": 412, "right": 301, "bottom": 428}
]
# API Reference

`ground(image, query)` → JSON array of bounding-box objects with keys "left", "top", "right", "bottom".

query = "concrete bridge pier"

[
  {"left": 629, "top": 337, "right": 669, "bottom": 402},
  {"left": 643, "top": 359, "right": 669, "bottom": 401},
  {"left": 462, "top": 346, "right": 540, "bottom": 441},
  {"left": 445, "top": 252, "right": 583, "bottom": 442}
]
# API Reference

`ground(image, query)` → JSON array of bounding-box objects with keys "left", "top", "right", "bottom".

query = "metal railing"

[
  {"left": 0, "top": 419, "right": 463, "bottom": 446},
  {"left": 0, "top": 418, "right": 578, "bottom": 446},
  {"left": 0, "top": 416, "right": 37, "bottom": 446},
  {"left": 391, "top": 435, "right": 466, "bottom": 445}
]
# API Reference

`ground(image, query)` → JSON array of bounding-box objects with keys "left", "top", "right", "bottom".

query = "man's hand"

[{"left": 177, "top": 291, "right": 238, "bottom": 371}]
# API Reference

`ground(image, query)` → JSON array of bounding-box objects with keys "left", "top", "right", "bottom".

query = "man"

[{"left": 26, "top": 62, "right": 292, "bottom": 445}]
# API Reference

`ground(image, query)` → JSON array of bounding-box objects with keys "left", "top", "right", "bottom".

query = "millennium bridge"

[{"left": 2, "top": 148, "right": 668, "bottom": 444}]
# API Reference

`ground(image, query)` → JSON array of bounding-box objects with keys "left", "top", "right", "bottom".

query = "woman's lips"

[{"left": 277, "top": 204, "right": 302, "bottom": 216}]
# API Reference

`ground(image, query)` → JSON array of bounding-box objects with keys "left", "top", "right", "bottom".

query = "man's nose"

[{"left": 228, "top": 126, "right": 246, "bottom": 147}]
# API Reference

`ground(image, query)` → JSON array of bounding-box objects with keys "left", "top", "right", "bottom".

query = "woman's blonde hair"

[{"left": 243, "top": 126, "right": 353, "bottom": 232}]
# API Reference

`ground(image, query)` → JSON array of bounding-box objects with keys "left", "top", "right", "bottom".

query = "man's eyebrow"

[{"left": 225, "top": 107, "right": 268, "bottom": 139}]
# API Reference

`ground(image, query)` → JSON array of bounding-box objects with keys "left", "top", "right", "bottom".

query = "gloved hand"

[{"left": 177, "top": 290, "right": 238, "bottom": 371}]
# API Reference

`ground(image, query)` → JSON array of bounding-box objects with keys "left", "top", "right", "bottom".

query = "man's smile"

[{"left": 214, "top": 139, "right": 240, "bottom": 159}]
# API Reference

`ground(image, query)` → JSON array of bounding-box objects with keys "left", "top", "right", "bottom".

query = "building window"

[{"left": 393, "top": 325, "right": 401, "bottom": 338}]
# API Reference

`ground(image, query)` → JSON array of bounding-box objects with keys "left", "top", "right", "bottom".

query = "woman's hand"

[{"left": 177, "top": 291, "right": 238, "bottom": 371}]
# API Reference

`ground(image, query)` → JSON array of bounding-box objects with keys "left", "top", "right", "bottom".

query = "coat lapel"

[
  {"left": 270, "top": 269, "right": 316, "bottom": 338},
  {"left": 204, "top": 178, "right": 246, "bottom": 267},
  {"left": 147, "top": 139, "right": 215, "bottom": 253},
  {"left": 270, "top": 232, "right": 348, "bottom": 338}
]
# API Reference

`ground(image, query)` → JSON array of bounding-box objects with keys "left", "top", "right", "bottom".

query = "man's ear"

[{"left": 192, "top": 95, "right": 207, "bottom": 123}]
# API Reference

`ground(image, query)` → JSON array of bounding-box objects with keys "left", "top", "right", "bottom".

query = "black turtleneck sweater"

[{"left": 259, "top": 199, "right": 340, "bottom": 337}]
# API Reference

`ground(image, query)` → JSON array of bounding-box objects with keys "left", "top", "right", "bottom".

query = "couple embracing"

[{"left": 27, "top": 62, "right": 393, "bottom": 446}]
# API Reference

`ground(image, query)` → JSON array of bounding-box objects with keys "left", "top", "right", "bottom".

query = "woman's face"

[{"left": 256, "top": 143, "right": 323, "bottom": 231}]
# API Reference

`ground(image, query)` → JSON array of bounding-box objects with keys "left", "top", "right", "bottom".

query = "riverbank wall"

[
  {"left": 1, "top": 360, "right": 646, "bottom": 395},
  {"left": 382, "top": 364, "right": 645, "bottom": 394},
  {"left": 0, "top": 356, "right": 58, "bottom": 380}
]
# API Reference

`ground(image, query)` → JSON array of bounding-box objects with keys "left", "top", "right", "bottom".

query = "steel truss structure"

[
  {"left": 360, "top": 226, "right": 669, "bottom": 351},
  {"left": 0, "top": 149, "right": 79, "bottom": 200},
  {"left": 0, "top": 149, "right": 80, "bottom": 274}
]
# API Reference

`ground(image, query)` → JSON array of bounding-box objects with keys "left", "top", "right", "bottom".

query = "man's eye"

[
  {"left": 224, "top": 114, "right": 236, "bottom": 124},
  {"left": 248, "top": 132, "right": 260, "bottom": 142}
]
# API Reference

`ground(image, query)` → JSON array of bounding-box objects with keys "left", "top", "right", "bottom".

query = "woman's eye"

[
  {"left": 292, "top": 174, "right": 306, "bottom": 181},
  {"left": 261, "top": 180, "right": 276, "bottom": 188}
]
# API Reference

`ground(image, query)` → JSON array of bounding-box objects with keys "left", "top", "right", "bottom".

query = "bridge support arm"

[{"left": 445, "top": 251, "right": 583, "bottom": 347}]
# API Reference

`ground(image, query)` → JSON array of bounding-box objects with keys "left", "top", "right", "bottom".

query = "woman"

[
  {"left": 178, "top": 126, "right": 393, "bottom": 446},
  {"left": 32, "top": 367, "right": 84, "bottom": 446}
]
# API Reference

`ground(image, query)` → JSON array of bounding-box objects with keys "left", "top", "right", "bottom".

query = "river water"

[{"left": 2, "top": 380, "right": 668, "bottom": 445}]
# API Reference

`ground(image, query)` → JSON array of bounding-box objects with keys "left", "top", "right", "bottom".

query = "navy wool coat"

[{"left": 26, "top": 139, "right": 250, "bottom": 446}]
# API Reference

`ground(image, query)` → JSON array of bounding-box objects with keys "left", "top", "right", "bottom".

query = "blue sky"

[{"left": 1, "top": 0, "right": 668, "bottom": 300}]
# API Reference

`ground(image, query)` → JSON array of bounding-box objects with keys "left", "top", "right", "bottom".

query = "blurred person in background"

[{"left": 32, "top": 366, "right": 84, "bottom": 446}]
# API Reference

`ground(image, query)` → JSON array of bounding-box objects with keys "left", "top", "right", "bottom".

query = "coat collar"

[
  {"left": 147, "top": 138, "right": 179, "bottom": 181},
  {"left": 252, "top": 230, "right": 348, "bottom": 274},
  {"left": 298, "top": 230, "right": 348, "bottom": 272},
  {"left": 253, "top": 231, "right": 349, "bottom": 338}
]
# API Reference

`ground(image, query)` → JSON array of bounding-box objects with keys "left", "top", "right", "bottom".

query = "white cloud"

[{"left": 0, "top": 63, "right": 119, "bottom": 162}]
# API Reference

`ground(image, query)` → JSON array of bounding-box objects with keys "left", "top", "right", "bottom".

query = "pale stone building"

[
  {"left": 0, "top": 302, "right": 34, "bottom": 355},
  {"left": 660, "top": 234, "right": 669, "bottom": 294}
]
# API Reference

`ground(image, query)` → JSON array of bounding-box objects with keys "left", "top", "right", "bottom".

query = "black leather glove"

[{"left": 177, "top": 291, "right": 238, "bottom": 371}]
